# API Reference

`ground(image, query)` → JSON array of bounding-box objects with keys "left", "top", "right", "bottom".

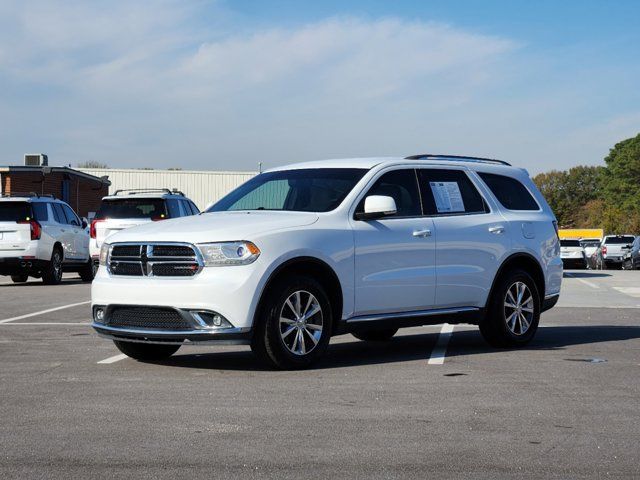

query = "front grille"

[
  {"left": 108, "top": 243, "right": 202, "bottom": 277},
  {"left": 106, "top": 306, "right": 193, "bottom": 330}
]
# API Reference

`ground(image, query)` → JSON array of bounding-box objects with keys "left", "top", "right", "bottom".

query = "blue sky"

[{"left": 0, "top": 0, "right": 639, "bottom": 173}]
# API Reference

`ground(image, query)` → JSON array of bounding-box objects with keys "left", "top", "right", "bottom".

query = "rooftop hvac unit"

[{"left": 24, "top": 153, "right": 48, "bottom": 166}]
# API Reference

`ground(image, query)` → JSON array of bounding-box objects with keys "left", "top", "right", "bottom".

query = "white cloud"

[{"left": 0, "top": 0, "right": 635, "bottom": 173}]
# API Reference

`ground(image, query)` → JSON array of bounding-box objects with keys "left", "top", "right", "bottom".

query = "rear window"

[
  {"left": 560, "top": 240, "right": 581, "bottom": 247},
  {"left": 580, "top": 240, "right": 600, "bottom": 248},
  {"left": 31, "top": 202, "right": 49, "bottom": 222},
  {"left": 0, "top": 202, "right": 32, "bottom": 222},
  {"left": 604, "top": 236, "right": 635, "bottom": 245},
  {"left": 478, "top": 173, "right": 539, "bottom": 211},
  {"left": 95, "top": 199, "right": 168, "bottom": 220}
]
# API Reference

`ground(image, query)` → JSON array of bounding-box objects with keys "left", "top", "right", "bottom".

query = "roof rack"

[
  {"left": 112, "top": 188, "right": 184, "bottom": 197},
  {"left": 405, "top": 154, "right": 511, "bottom": 167},
  {"left": 0, "top": 192, "right": 56, "bottom": 199}
]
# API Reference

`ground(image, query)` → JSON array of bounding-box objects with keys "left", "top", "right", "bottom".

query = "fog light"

[
  {"left": 95, "top": 308, "right": 105, "bottom": 322},
  {"left": 190, "top": 311, "right": 233, "bottom": 329},
  {"left": 212, "top": 315, "right": 223, "bottom": 327}
]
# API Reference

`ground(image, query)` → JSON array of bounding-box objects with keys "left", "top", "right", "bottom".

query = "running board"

[{"left": 338, "top": 307, "right": 482, "bottom": 334}]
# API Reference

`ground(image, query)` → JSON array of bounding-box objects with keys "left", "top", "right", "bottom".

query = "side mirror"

[
  {"left": 81, "top": 217, "right": 88, "bottom": 229},
  {"left": 355, "top": 195, "right": 397, "bottom": 220}
]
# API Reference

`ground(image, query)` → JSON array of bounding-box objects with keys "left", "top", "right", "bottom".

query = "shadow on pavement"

[
  {"left": 156, "top": 325, "right": 640, "bottom": 371},
  {"left": 563, "top": 271, "right": 611, "bottom": 278}
]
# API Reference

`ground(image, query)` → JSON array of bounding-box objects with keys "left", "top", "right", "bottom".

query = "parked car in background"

[
  {"left": 622, "top": 236, "right": 640, "bottom": 270},
  {"left": 91, "top": 155, "right": 562, "bottom": 369},
  {"left": 89, "top": 189, "right": 200, "bottom": 264},
  {"left": 560, "top": 239, "right": 587, "bottom": 269},
  {"left": 600, "top": 234, "right": 636, "bottom": 269},
  {"left": 0, "top": 193, "right": 94, "bottom": 284}
]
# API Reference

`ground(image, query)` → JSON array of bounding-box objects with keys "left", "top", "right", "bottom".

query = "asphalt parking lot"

[{"left": 1, "top": 271, "right": 639, "bottom": 479}]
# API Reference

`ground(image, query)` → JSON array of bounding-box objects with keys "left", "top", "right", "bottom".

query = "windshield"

[
  {"left": 95, "top": 199, "right": 167, "bottom": 220},
  {"left": 604, "top": 236, "right": 635, "bottom": 244},
  {"left": 0, "top": 202, "right": 32, "bottom": 222},
  {"left": 560, "top": 240, "right": 581, "bottom": 247},
  {"left": 209, "top": 168, "right": 368, "bottom": 213}
]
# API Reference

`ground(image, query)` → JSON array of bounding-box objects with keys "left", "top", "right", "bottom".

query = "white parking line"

[
  {"left": 97, "top": 354, "right": 128, "bottom": 364},
  {"left": 564, "top": 273, "right": 599, "bottom": 289},
  {"left": 0, "top": 301, "right": 91, "bottom": 324},
  {"left": 428, "top": 323, "right": 454, "bottom": 365}
]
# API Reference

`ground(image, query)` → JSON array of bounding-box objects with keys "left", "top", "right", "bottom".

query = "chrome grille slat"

[{"left": 108, "top": 242, "right": 203, "bottom": 277}]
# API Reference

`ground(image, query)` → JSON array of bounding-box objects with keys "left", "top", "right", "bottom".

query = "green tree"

[{"left": 602, "top": 133, "right": 640, "bottom": 211}]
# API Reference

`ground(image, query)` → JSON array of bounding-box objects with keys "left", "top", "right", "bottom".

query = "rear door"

[
  {"left": 351, "top": 168, "right": 436, "bottom": 315},
  {"left": 417, "top": 168, "right": 511, "bottom": 309},
  {"left": 51, "top": 203, "right": 76, "bottom": 260},
  {"left": 62, "top": 204, "right": 89, "bottom": 261},
  {"left": 0, "top": 202, "right": 33, "bottom": 252}
]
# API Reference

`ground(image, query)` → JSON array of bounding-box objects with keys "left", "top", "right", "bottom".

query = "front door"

[{"left": 351, "top": 168, "right": 436, "bottom": 316}]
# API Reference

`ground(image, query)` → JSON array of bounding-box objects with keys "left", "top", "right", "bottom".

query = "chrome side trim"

[
  {"left": 94, "top": 331, "right": 251, "bottom": 346},
  {"left": 345, "top": 306, "right": 480, "bottom": 323},
  {"left": 544, "top": 293, "right": 560, "bottom": 300}
]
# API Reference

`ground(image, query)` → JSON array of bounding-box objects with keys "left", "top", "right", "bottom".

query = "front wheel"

[
  {"left": 113, "top": 341, "right": 180, "bottom": 361},
  {"left": 479, "top": 269, "right": 540, "bottom": 347},
  {"left": 42, "top": 248, "right": 63, "bottom": 285},
  {"left": 251, "top": 275, "right": 332, "bottom": 370}
]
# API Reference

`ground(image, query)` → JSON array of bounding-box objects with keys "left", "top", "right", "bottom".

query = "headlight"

[
  {"left": 99, "top": 243, "right": 111, "bottom": 266},
  {"left": 198, "top": 241, "right": 260, "bottom": 266}
]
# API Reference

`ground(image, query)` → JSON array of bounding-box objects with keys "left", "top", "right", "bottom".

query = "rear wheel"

[
  {"left": 42, "top": 248, "right": 63, "bottom": 285},
  {"left": 352, "top": 328, "right": 398, "bottom": 342},
  {"left": 79, "top": 258, "right": 96, "bottom": 282},
  {"left": 251, "top": 275, "right": 332, "bottom": 370},
  {"left": 10, "top": 274, "right": 28, "bottom": 283},
  {"left": 480, "top": 269, "right": 540, "bottom": 347},
  {"left": 113, "top": 341, "right": 180, "bottom": 361}
]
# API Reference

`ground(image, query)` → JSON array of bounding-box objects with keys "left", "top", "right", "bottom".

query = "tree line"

[{"left": 533, "top": 133, "right": 640, "bottom": 234}]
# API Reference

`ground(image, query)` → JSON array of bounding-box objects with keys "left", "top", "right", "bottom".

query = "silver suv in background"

[
  {"left": 90, "top": 189, "right": 200, "bottom": 263},
  {"left": 560, "top": 239, "right": 587, "bottom": 269},
  {"left": 0, "top": 193, "right": 94, "bottom": 284},
  {"left": 600, "top": 235, "right": 635, "bottom": 269}
]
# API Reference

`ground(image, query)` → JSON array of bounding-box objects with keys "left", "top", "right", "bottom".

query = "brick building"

[{"left": 0, "top": 166, "right": 110, "bottom": 217}]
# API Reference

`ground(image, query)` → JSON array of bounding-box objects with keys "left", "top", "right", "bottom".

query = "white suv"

[
  {"left": 90, "top": 189, "right": 200, "bottom": 263},
  {"left": 92, "top": 156, "right": 563, "bottom": 369},
  {"left": 0, "top": 193, "right": 94, "bottom": 284}
]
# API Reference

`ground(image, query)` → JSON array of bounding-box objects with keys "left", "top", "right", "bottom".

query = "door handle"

[
  {"left": 412, "top": 228, "right": 432, "bottom": 238},
  {"left": 488, "top": 226, "right": 505, "bottom": 235}
]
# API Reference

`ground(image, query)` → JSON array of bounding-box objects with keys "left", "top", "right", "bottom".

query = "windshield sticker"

[{"left": 430, "top": 181, "right": 465, "bottom": 213}]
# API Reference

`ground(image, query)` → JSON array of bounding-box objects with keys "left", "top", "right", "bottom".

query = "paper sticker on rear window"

[{"left": 429, "top": 182, "right": 465, "bottom": 213}]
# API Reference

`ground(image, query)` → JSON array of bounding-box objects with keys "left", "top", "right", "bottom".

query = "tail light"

[
  {"left": 18, "top": 220, "right": 41, "bottom": 240},
  {"left": 601, "top": 246, "right": 607, "bottom": 256},
  {"left": 90, "top": 219, "right": 104, "bottom": 239},
  {"left": 151, "top": 214, "right": 167, "bottom": 221}
]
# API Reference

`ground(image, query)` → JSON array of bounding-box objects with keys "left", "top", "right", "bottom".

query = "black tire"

[
  {"left": 42, "top": 248, "right": 63, "bottom": 285},
  {"left": 479, "top": 269, "right": 540, "bottom": 347},
  {"left": 113, "top": 341, "right": 180, "bottom": 361},
  {"left": 79, "top": 258, "right": 96, "bottom": 282},
  {"left": 251, "top": 275, "right": 333, "bottom": 370},
  {"left": 352, "top": 328, "right": 398, "bottom": 342},
  {"left": 11, "top": 274, "right": 28, "bottom": 283}
]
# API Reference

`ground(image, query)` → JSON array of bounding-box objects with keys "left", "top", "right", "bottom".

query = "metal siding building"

[{"left": 78, "top": 168, "right": 257, "bottom": 209}]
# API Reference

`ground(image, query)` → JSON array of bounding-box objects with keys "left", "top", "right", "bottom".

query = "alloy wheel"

[
  {"left": 503, "top": 281, "right": 534, "bottom": 336},
  {"left": 279, "top": 290, "right": 323, "bottom": 356}
]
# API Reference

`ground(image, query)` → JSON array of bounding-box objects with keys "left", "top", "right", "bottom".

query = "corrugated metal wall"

[{"left": 78, "top": 168, "right": 257, "bottom": 209}]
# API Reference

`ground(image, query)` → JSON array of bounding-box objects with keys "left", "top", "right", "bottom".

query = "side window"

[
  {"left": 62, "top": 204, "right": 81, "bottom": 226},
  {"left": 478, "top": 172, "right": 539, "bottom": 211},
  {"left": 418, "top": 169, "right": 488, "bottom": 215},
  {"left": 188, "top": 201, "right": 200, "bottom": 215},
  {"left": 52, "top": 203, "right": 66, "bottom": 224},
  {"left": 165, "top": 199, "right": 181, "bottom": 218},
  {"left": 32, "top": 202, "right": 49, "bottom": 222},
  {"left": 357, "top": 169, "right": 421, "bottom": 217}
]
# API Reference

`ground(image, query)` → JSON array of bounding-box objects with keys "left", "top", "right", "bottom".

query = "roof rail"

[
  {"left": 405, "top": 154, "right": 511, "bottom": 167},
  {"left": 0, "top": 192, "right": 54, "bottom": 198},
  {"left": 113, "top": 188, "right": 176, "bottom": 196}
]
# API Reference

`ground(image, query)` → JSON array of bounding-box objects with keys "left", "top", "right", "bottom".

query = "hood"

[{"left": 107, "top": 210, "right": 319, "bottom": 244}]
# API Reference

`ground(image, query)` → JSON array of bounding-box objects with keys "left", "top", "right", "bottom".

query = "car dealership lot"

[{"left": 1, "top": 272, "right": 639, "bottom": 479}]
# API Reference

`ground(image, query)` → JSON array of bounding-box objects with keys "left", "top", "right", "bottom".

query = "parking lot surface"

[{"left": 1, "top": 271, "right": 639, "bottom": 479}]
